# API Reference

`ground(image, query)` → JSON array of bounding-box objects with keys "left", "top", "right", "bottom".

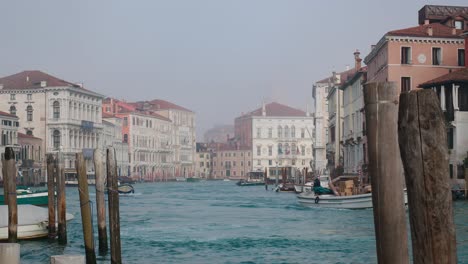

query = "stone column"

[
  {"left": 453, "top": 84, "right": 459, "bottom": 111},
  {"left": 441, "top": 85, "right": 446, "bottom": 111}
]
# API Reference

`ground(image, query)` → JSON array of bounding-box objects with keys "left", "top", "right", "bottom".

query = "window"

[
  {"left": 401, "top": 47, "right": 411, "bottom": 64},
  {"left": 284, "top": 126, "right": 289, "bottom": 138},
  {"left": 269, "top": 160, "right": 272, "bottom": 165},
  {"left": 301, "top": 146, "right": 305, "bottom": 156},
  {"left": 458, "top": 49, "right": 465, "bottom": 67},
  {"left": 123, "top": 134, "right": 128, "bottom": 143},
  {"left": 432, "top": 47, "right": 441, "bottom": 65},
  {"left": 291, "top": 126, "right": 295, "bottom": 138},
  {"left": 268, "top": 128, "right": 272, "bottom": 138},
  {"left": 301, "top": 128, "right": 305, "bottom": 138},
  {"left": 27, "top": 94, "right": 32, "bottom": 100},
  {"left": 200, "top": 162, "right": 204, "bottom": 167},
  {"left": 248, "top": 161, "right": 251, "bottom": 166},
  {"left": 10, "top": 94, "right": 15, "bottom": 100},
  {"left": 53, "top": 101, "right": 60, "bottom": 119},
  {"left": 330, "top": 126, "right": 335, "bottom": 142},
  {"left": 292, "top": 143, "right": 297, "bottom": 155},
  {"left": 278, "top": 143, "right": 283, "bottom": 154},
  {"left": 268, "top": 146, "right": 272, "bottom": 156},
  {"left": 447, "top": 128, "right": 454, "bottom": 150},
  {"left": 9, "top": 105, "right": 16, "bottom": 115},
  {"left": 257, "top": 128, "right": 261, "bottom": 138},
  {"left": 455, "top": 21, "right": 464, "bottom": 30},
  {"left": 123, "top": 117, "right": 128, "bottom": 126},
  {"left": 257, "top": 146, "right": 261, "bottom": 156},
  {"left": 53, "top": 130, "right": 61, "bottom": 149},
  {"left": 233, "top": 161, "right": 236, "bottom": 166},
  {"left": 27, "top": 105, "right": 33, "bottom": 121},
  {"left": 257, "top": 160, "right": 261, "bottom": 165},
  {"left": 278, "top": 126, "right": 283, "bottom": 138},
  {"left": 401, "top": 77, "right": 411, "bottom": 92},
  {"left": 26, "top": 130, "right": 33, "bottom": 136}
]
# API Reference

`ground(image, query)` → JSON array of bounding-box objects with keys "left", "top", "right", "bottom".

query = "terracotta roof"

[
  {"left": 115, "top": 110, "right": 172, "bottom": 122},
  {"left": 240, "top": 102, "right": 308, "bottom": 118},
  {"left": 387, "top": 23, "right": 464, "bottom": 38},
  {"left": 0, "top": 70, "right": 80, "bottom": 90},
  {"left": 102, "top": 112, "right": 115, "bottom": 118},
  {"left": 419, "top": 68, "right": 468, "bottom": 88},
  {"left": 316, "top": 68, "right": 358, "bottom": 85},
  {"left": 133, "top": 99, "right": 193, "bottom": 113},
  {"left": 0, "top": 110, "right": 18, "bottom": 118},
  {"left": 18, "top": 132, "right": 41, "bottom": 140}
]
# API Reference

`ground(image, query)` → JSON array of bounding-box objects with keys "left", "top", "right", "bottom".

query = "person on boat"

[{"left": 313, "top": 177, "right": 321, "bottom": 188}]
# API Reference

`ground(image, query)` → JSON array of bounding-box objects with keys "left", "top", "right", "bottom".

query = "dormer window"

[{"left": 455, "top": 21, "right": 464, "bottom": 30}]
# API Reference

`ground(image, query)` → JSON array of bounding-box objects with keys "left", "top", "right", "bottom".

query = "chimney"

[
  {"left": 261, "top": 101, "right": 266, "bottom": 116},
  {"left": 345, "top": 65, "right": 350, "bottom": 71},
  {"left": 452, "top": 28, "right": 457, "bottom": 35},
  {"left": 40, "top": 81, "right": 47, "bottom": 87},
  {"left": 354, "top": 49, "right": 362, "bottom": 70},
  {"left": 306, "top": 104, "right": 310, "bottom": 117},
  {"left": 427, "top": 26, "right": 433, "bottom": 36},
  {"left": 26, "top": 76, "right": 29, "bottom": 82},
  {"left": 424, "top": 19, "right": 430, "bottom": 25}
]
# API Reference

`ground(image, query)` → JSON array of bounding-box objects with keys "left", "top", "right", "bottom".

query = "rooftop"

[
  {"left": 18, "top": 132, "right": 41, "bottom": 140},
  {"left": 239, "top": 102, "right": 308, "bottom": 118},
  {"left": 0, "top": 70, "right": 88, "bottom": 91},
  {"left": 387, "top": 22, "right": 464, "bottom": 39},
  {"left": 133, "top": 99, "right": 193, "bottom": 113},
  {"left": 0, "top": 110, "right": 18, "bottom": 118},
  {"left": 419, "top": 68, "right": 468, "bottom": 88}
]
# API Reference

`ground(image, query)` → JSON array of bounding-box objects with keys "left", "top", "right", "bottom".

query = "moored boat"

[
  {"left": 0, "top": 186, "right": 51, "bottom": 206},
  {"left": 236, "top": 179, "right": 265, "bottom": 186},
  {"left": 0, "top": 204, "right": 74, "bottom": 240},
  {"left": 186, "top": 177, "right": 201, "bottom": 182}
]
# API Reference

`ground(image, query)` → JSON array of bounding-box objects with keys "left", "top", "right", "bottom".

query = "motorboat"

[
  {"left": 117, "top": 183, "right": 135, "bottom": 194},
  {"left": 0, "top": 186, "right": 51, "bottom": 206}
]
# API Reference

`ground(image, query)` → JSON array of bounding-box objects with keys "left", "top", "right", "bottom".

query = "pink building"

[{"left": 364, "top": 5, "right": 467, "bottom": 92}]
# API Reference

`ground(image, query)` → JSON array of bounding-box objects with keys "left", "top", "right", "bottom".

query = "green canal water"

[{"left": 15, "top": 181, "right": 468, "bottom": 263}]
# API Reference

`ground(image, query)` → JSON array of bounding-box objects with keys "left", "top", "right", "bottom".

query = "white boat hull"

[{"left": 298, "top": 192, "right": 374, "bottom": 209}]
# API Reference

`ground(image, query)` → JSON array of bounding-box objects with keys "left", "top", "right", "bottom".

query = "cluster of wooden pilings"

[
  {"left": 364, "top": 83, "right": 457, "bottom": 264},
  {"left": 1, "top": 147, "right": 122, "bottom": 264}
]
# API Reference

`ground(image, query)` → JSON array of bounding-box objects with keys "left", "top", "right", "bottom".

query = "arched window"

[
  {"left": 291, "top": 126, "right": 296, "bottom": 138},
  {"left": 123, "top": 134, "right": 128, "bottom": 143},
  {"left": 27, "top": 105, "right": 33, "bottom": 121},
  {"left": 53, "top": 101, "right": 60, "bottom": 119},
  {"left": 285, "top": 143, "right": 290, "bottom": 155},
  {"left": 285, "top": 126, "right": 290, "bottom": 138},
  {"left": 53, "top": 130, "right": 61, "bottom": 149},
  {"left": 292, "top": 143, "right": 297, "bottom": 155},
  {"left": 9, "top": 105, "right": 16, "bottom": 115},
  {"left": 278, "top": 143, "right": 283, "bottom": 154},
  {"left": 278, "top": 126, "right": 283, "bottom": 138},
  {"left": 26, "top": 130, "right": 33, "bottom": 136}
]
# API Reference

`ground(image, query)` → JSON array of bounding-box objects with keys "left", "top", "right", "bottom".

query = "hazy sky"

[{"left": 1, "top": 0, "right": 467, "bottom": 138}]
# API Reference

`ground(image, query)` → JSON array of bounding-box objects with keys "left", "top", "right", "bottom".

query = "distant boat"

[
  {"left": 117, "top": 183, "right": 135, "bottom": 194},
  {"left": 0, "top": 186, "right": 51, "bottom": 206},
  {"left": 186, "top": 177, "right": 201, "bottom": 182},
  {"left": 0, "top": 204, "right": 74, "bottom": 240},
  {"left": 236, "top": 179, "right": 264, "bottom": 186},
  {"left": 223, "top": 179, "right": 231, "bottom": 182}
]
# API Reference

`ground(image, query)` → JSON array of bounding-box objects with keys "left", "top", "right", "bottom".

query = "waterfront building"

[
  {"left": 325, "top": 68, "right": 356, "bottom": 177},
  {"left": 234, "top": 102, "right": 314, "bottom": 179},
  {"left": 0, "top": 71, "right": 104, "bottom": 179},
  {"left": 103, "top": 98, "right": 174, "bottom": 181},
  {"left": 364, "top": 5, "right": 467, "bottom": 92},
  {"left": 312, "top": 80, "right": 330, "bottom": 175},
  {"left": 211, "top": 144, "right": 251, "bottom": 180},
  {"left": 0, "top": 111, "right": 19, "bottom": 181},
  {"left": 339, "top": 51, "right": 369, "bottom": 184},
  {"left": 203, "top": 125, "right": 234, "bottom": 143},
  {"left": 419, "top": 39, "right": 468, "bottom": 181},
  {"left": 195, "top": 143, "right": 211, "bottom": 179},
  {"left": 17, "top": 132, "right": 43, "bottom": 185},
  {"left": 132, "top": 100, "right": 196, "bottom": 178},
  {"left": 102, "top": 113, "right": 130, "bottom": 177}
]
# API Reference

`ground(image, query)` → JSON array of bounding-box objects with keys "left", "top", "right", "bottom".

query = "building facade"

[
  {"left": 312, "top": 80, "right": 330, "bottom": 175},
  {"left": 195, "top": 143, "right": 211, "bottom": 179},
  {"left": 102, "top": 114, "right": 130, "bottom": 177},
  {"left": 364, "top": 6, "right": 466, "bottom": 92},
  {"left": 0, "top": 71, "right": 104, "bottom": 179},
  {"left": 234, "top": 102, "right": 314, "bottom": 179},
  {"left": 18, "top": 132, "right": 43, "bottom": 185},
  {"left": 0, "top": 111, "right": 19, "bottom": 181},
  {"left": 211, "top": 146, "right": 252, "bottom": 180}
]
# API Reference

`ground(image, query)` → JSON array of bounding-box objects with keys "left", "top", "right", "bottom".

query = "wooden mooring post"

[
  {"left": 76, "top": 153, "right": 97, "bottom": 264},
  {"left": 363, "top": 82, "right": 409, "bottom": 264},
  {"left": 398, "top": 89, "right": 457, "bottom": 264},
  {"left": 46, "top": 154, "right": 56, "bottom": 239},
  {"left": 107, "top": 147, "right": 122, "bottom": 264},
  {"left": 94, "top": 149, "right": 108, "bottom": 254},
  {"left": 3, "top": 147, "right": 18, "bottom": 243},
  {"left": 57, "top": 151, "right": 67, "bottom": 244}
]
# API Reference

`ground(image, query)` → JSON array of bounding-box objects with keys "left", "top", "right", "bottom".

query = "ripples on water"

[{"left": 16, "top": 181, "right": 468, "bottom": 263}]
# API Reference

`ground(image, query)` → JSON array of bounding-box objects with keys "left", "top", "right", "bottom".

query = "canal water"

[{"left": 17, "top": 181, "right": 468, "bottom": 263}]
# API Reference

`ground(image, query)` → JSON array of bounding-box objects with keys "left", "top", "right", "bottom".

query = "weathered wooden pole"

[
  {"left": 94, "top": 149, "right": 108, "bottom": 254},
  {"left": 363, "top": 82, "right": 409, "bottom": 264},
  {"left": 107, "top": 148, "right": 122, "bottom": 264},
  {"left": 4, "top": 147, "right": 18, "bottom": 243},
  {"left": 76, "top": 153, "right": 97, "bottom": 264},
  {"left": 46, "top": 154, "right": 56, "bottom": 239},
  {"left": 2, "top": 158, "right": 8, "bottom": 205},
  {"left": 56, "top": 152, "right": 67, "bottom": 244},
  {"left": 398, "top": 89, "right": 457, "bottom": 264}
]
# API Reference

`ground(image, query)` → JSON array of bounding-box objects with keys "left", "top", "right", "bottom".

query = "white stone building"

[
  {"left": 312, "top": 80, "right": 330, "bottom": 174},
  {"left": 0, "top": 71, "right": 103, "bottom": 179},
  {"left": 234, "top": 102, "right": 314, "bottom": 179},
  {"left": 0, "top": 111, "right": 19, "bottom": 180}
]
